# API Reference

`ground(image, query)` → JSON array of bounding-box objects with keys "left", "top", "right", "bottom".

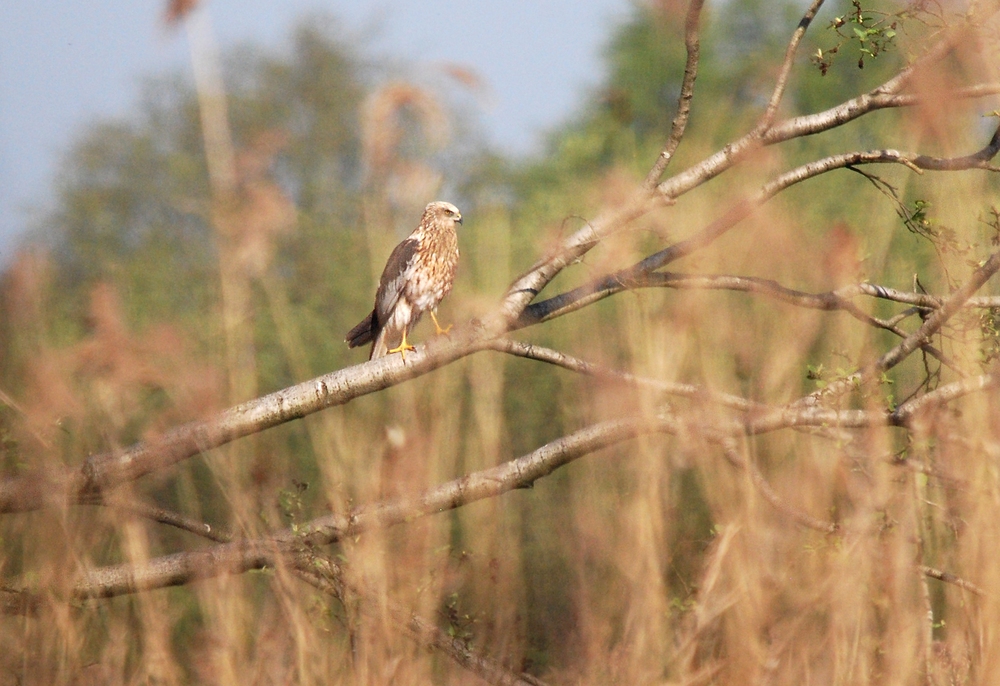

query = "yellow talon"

[
  {"left": 430, "top": 311, "right": 452, "bottom": 337},
  {"left": 387, "top": 327, "right": 416, "bottom": 360}
]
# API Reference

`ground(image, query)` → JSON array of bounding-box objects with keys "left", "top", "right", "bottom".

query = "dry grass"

[
  {"left": 5, "top": 169, "right": 1000, "bottom": 685},
  {"left": 4, "top": 2, "right": 1000, "bottom": 684}
]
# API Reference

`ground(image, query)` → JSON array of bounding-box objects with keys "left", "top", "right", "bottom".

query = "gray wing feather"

[{"left": 374, "top": 238, "right": 419, "bottom": 325}]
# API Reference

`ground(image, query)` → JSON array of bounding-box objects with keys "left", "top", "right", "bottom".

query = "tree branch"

[
  {"left": 7, "top": 366, "right": 994, "bottom": 608},
  {"left": 488, "top": 338, "right": 762, "bottom": 413},
  {"left": 756, "top": 0, "right": 827, "bottom": 131},
  {"left": 892, "top": 372, "right": 1000, "bottom": 423},
  {"left": 643, "top": 0, "right": 706, "bottom": 188},
  {"left": 795, "top": 249, "right": 1000, "bottom": 406},
  {"left": 922, "top": 565, "right": 986, "bottom": 596},
  {"left": 0, "top": 333, "right": 494, "bottom": 514},
  {"left": 765, "top": 83, "right": 1000, "bottom": 144},
  {"left": 84, "top": 495, "right": 233, "bottom": 543},
  {"left": 521, "top": 142, "right": 1000, "bottom": 328},
  {"left": 715, "top": 436, "right": 838, "bottom": 534}
]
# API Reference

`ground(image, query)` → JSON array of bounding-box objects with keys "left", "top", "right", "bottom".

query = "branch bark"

[
  {"left": 643, "top": 0, "right": 706, "bottom": 188},
  {"left": 2, "top": 360, "right": 990, "bottom": 613},
  {"left": 520, "top": 142, "right": 1000, "bottom": 328}
]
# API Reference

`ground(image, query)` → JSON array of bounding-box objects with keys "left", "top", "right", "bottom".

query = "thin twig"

[
  {"left": 716, "top": 436, "right": 839, "bottom": 534},
  {"left": 488, "top": 338, "right": 762, "bottom": 413},
  {"left": 756, "top": 0, "right": 828, "bottom": 131},
  {"left": 84, "top": 496, "right": 233, "bottom": 543},
  {"left": 294, "top": 553, "right": 547, "bottom": 686},
  {"left": 911, "top": 455, "right": 936, "bottom": 681},
  {"left": 0, "top": 386, "right": 52, "bottom": 449},
  {"left": 922, "top": 565, "right": 985, "bottom": 596},
  {"left": 643, "top": 0, "right": 706, "bottom": 188},
  {"left": 797, "top": 249, "right": 1000, "bottom": 406}
]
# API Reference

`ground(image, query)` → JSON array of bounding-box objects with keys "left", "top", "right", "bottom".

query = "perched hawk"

[{"left": 346, "top": 201, "right": 462, "bottom": 360}]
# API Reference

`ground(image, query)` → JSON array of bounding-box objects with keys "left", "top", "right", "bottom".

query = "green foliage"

[{"left": 812, "top": 0, "right": 899, "bottom": 74}]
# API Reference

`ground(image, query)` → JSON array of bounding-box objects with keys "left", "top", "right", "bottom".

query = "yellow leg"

[
  {"left": 387, "top": 326, "right": 416, "bottom": 360},
  {"left": 430, "top": 310, "right": 452, "bottom": 336}
]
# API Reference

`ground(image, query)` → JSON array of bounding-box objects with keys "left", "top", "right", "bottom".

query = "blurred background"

[
  {"left": 3, "top": 0, "right": 1000, "bottom": 683},
  {"left": 0, "top": 0, "right": 629, "bottom": 259}
]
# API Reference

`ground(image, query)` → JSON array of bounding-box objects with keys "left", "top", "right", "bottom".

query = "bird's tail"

[
  {"left": 369, "top": 327, "right": 392, "bottom": 360},
  {"left": 346, "top": 311, "right": 376, "bottom": 349}
]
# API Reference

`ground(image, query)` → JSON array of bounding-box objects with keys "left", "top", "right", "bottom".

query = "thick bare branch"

[
  {"left": 765, "top": 84, "right": 1000, "bottom": 144},
  {"left": 297, "top": 415, "right": 678, "bottom": 546},
  {"left": 0, "top": 332, "right": 493, "bottom": 514},
  {"left": 74, "top": 539, "right": 280, "bottom": 599},
  {"left": 847, "top": 283, "right": 1000, "bottom": 310}
]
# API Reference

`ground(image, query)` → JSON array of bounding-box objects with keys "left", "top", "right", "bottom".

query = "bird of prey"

[{"left": 346, "top": 201, "right": 462, "bottom": 360}]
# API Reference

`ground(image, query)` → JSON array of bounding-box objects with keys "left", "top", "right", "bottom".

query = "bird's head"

[{"left": 426, "top": 200, "right": 463, "bottom": 227}]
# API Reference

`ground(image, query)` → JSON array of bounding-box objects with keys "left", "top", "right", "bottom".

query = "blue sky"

[{"left": 0, "top": 0, "right": 632, "bottom": 263}]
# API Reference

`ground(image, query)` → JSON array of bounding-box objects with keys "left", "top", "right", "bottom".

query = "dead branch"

[
  {"left": 756, "top": 0, "right": 828, "bottom": 131},
  {"left": 922, "top": 565, "right": 986, "bottom": 596},
  {"left": 716, "top": 436, "right": 839, "bottom": 534},
  {"left": 0, "top": 334, "right": 493, "bottom": 514},
  {"left": 796, "top": 249, "right": 1000, "bottom": 406},
  {"left": 488, "top": 338, "right": 762, "bottom": 413},
  {"left": 520, "top": 142, "right": 1000, "bottom": 328},
  {"left": 643, "top": 0, "right": 706, "bottom": 188},
  {"left": 84, "top": 496, "right": 233, "bottom": 543}
]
